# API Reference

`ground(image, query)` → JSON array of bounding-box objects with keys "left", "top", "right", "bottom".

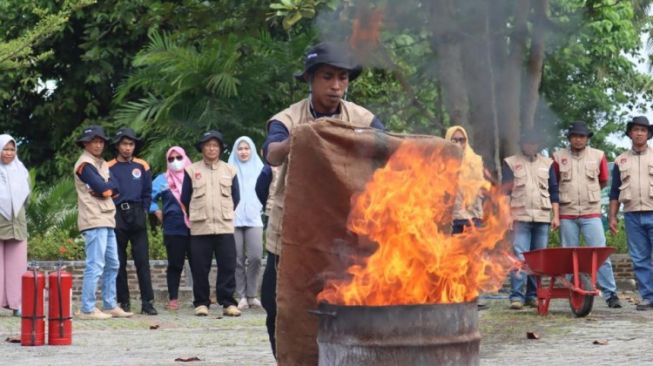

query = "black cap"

[
  {"left": 294, "top": 42, "right": 362, "bottom": 82},
  {"left": 195, "top": 130, "right": 226, "bottom": 152},
  {"left": 76, "top": 125, "right": 108, "bottom": 148},
  {"left": 112, "top": 127, "right": 143, "bottom": 147},
  {"left": 566, "top": 121, "right": 593, "bottom": 138},
  {"left": 520, "top": 128, "right": 543, "bottom": 145},
  {"left": 626, "top": 116, "right": 653, "bottom": 139}
]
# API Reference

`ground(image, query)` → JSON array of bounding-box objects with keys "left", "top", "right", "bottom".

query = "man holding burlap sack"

[{"left": 261, "top": 41, "right": 385, "bottom": 362}]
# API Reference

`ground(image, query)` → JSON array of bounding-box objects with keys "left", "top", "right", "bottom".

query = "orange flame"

[{"left": 317, "top": 140, "right": 514, "bottom": 305}]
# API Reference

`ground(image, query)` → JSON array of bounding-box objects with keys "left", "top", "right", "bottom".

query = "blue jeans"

[
  {"left": 80, "top": 228, "right": 119, "bottom": 313},
  {"left": 510, "top": 221, "right": 549, "bottom": 303},
  {"left": 624, "top": 212, "right": 653, "bottom": 302},
  {"left": 560, "top": 217, "right": 617, "bottom": 299}
]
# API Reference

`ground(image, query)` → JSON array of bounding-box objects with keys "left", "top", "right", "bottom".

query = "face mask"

[{"left": 168, "top": 159, "right": 185, "bottom": 171}]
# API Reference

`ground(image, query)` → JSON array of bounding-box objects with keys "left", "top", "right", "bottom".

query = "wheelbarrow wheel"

[{"left": 569, "top": 273, "right": 594, "bottom": 317}]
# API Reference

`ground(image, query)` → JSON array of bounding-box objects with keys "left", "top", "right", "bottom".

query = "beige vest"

[
  {"left": 266, "top": 98, "right": 375, "bottom": 255},
  {"left": 505, "top": 153, "right": 553, "bottom": 223},
  {"left": 264, "top": 166, "right": 281, "bottom": 217},
  {"left": 554, "top": 147, "right": 604, "bottom": 216},
  {"left": 452, "top": 191, "right": 483, "bottom": 221},
  {"left": 614, "top": 147, "right": 653, "bottom": 212},
  {"left": 185, "top": 160, "right": 237, "bottom": 236},
  {"left": 74, "top": 151, "right": 116, "bottom": 231}
]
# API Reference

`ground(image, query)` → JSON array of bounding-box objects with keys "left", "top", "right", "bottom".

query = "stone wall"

[{"left": 30, "top": 253, "right": 638, "bottom": 305}]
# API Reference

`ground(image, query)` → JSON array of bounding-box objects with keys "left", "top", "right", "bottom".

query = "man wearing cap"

[
  {"left": 609, "top": 116, "right": 653, "bottom": 311},
  {"left": 502, "top": 128, "right": 560, "bottom": 310},
  {"left": 553, "top": 121, "right": 621, "bottom": 309},
  {"left": 180, "top": 130, "right": 241, "bottom": 317},
  {"left": 74, "top": 125, "right": 133, "bottom": 320},
  {"left": 107, "top": 128, "right": 157, "bottom": 315},
  {"left": 262, "top": 41, "right": 384, "bottom": 357}
]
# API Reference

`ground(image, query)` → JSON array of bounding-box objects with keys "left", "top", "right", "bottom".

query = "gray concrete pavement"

[{"left": 1, "top": 292, "right": 652, "bottom": 365}]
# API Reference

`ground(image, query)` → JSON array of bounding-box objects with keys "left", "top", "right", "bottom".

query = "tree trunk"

[{"left": 522, "top": 0, "right": 548, "bottom": 130}]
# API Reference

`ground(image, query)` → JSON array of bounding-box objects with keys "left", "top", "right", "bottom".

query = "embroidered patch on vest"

[
  {"left": 195, "top": 172, "right": 202, "bottom": 180},
  {"left": 620, "top": 157, "right": 627, "bottom": 165},
  {"left": 561, "top": 158, "right": 568, "bottom": 165},
  {"left": 515, "top": 164, "right": 522, "bottom": 170}
]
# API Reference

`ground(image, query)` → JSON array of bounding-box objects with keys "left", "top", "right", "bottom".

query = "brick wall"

[{"left": 31, "top": 253, "right": 639, "bottom": 304}]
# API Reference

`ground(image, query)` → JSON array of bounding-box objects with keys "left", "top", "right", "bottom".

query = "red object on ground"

[
  {"left": 48, "top": 269, "right": 73, "bottom": 345},
  {"left": 523, "top": 247, "right": 615, "bottom": 317},
  {"left": 21, "top": 269, "right": 46, "bottom": 346}
]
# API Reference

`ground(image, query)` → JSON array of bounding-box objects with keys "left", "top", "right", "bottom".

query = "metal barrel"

[{"left": 315, "top": 302, "right": 480, "bottom": 366}]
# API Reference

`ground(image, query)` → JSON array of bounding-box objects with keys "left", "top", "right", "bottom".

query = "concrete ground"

[{"left": 1, "top": 291, "right": 652, "bottom": 365}]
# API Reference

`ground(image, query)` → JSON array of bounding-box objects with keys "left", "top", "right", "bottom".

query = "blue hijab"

[{"left": 228, "top": 136, "right": 264, "bottom": 227}]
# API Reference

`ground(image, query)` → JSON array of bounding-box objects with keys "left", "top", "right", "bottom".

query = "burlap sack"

[{"left": 275, "top": 119, "right": 457, "bottom": 365}]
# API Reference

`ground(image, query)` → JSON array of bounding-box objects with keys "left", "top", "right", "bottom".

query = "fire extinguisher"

[
  {"left": 21, "top": 267, "right": 45, "bottom": 346},
  {"left": 48, "top": 264, "right": 73, "bottom": 345}
]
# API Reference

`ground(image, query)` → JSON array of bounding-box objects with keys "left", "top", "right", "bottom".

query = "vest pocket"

[
  {"left": 510, "top": 190, "right": 525, "bottom": 208},
  {"left": 559, "top": 191, "right": 571, "bottom": 204},
  {"left": 99, "top": 198, "right": 114, "bottom": 213},
  {"left": 222, "top": 202, "right": 234, "bottom": 220},
  {"left": 220, "top": 177, "right": 232, "bottom": 197},
  {"left": 540, "top": 191, "right": 552, "bottom": 210},
  {"left": 189, "top": 185, "right": 207, "bottom": 222},
  {"left": 587, "top": 188, "right": 601, "bottom": 203},
  {"left": 618, "top": 181, "right": 631, "bottom": 203}
]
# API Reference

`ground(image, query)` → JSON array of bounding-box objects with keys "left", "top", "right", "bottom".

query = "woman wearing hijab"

[
  {"left": 444, "top": 126, "right": 490, "bottom": 234},
  {"left": 0, "top": 134, "right": 30, "bottom": 316},
  {"left": 150, "top": 146, "right": 193, "bottom": 311},
  {"left": 228, "top": 136, "right": 264, "bottom": 310}
]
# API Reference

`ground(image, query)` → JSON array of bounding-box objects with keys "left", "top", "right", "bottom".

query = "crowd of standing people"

[{"left": 3, "top": 41, "right": 653, "bottom": 363}]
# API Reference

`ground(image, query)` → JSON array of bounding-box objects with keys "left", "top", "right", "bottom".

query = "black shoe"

[
  {"left": 636, "top": 300, "right": 653, "bottom": 311},
  {"left": 120, "top": 302, "right": 131, "bottom": 312},
  {"left": 606, "top": 296, "right": 622, "bottom": 309},
  {"left": 477, "top": 303, "right": 489, "bottom": 311},
  {"left": 141, "top": 302, "right": 158, "bottom": 315}
]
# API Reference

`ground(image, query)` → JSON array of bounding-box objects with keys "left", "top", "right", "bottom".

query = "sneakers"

[
  {"left": 237, "top": 297, "right": 249, "bottom": 310},
  {"left": 105, "top": 306, "right": 134, "bottom": 318},
  {"left": 141, "top": 302, "right": 158, "bottom": 315},
  {"left": 606, "top": 296, "right": 622, "bottom": 309},
  {"left": 525, "top": 298, "right": 538, "bottom": 308},
  {"left": 223, "top": 305, "right": 241, "bottom": 317},
  {"left": 509, "top": 301, "right": 524, "bottom": 310},
  {"left": 248, "top": 298, "right": 262, "bottom": 308},
  {"left": 636, "top": 299, "right": 653, "bottom": 311},
  {"left": 12, "top": 308, "right": 21, "bottom": 317},
  {"left": 78, "top": 308, "right": 112, "bottom": 320},
  {"left": 194, "top": 305, "right": 209, "bottom": 316},
  {"left": 166, "top": 299, "right": 179, "bottom": 311}
]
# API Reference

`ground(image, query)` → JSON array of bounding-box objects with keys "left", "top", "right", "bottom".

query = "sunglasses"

[
  {"left": 451, "top": 137, "right": 467, "bottom": 143},
  {"left": 167, "top": 156, "right": 183, "bottom": 163}
]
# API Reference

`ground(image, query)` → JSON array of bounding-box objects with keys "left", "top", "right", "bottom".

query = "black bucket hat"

[
  {"left": 519, "top": 128, "right": 544, "bottom": 145},
  {"left": 112, "top": 127, "right": 143, "bottom": 147},
  {"left": 294, "top": 42, "right": 363, "bottom": 82},
  {"left": 626, "top": 116, "right": 653, "bottom": 139},
  {"left": 195, "top": 130, "right": 226, "bottom": 153},
  {"left": 76, "top": 125, "right": 108, "bottom": 148},
  {"left": 566, "top": 121, "right": 593, "bottom": 138}
]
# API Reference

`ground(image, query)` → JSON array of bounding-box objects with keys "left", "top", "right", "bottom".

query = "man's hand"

[
  {"left": 266, "top": 138, "right": 291, "bottom": 166},
  {"left": 609, "top": 216, "right": 619, "bottom": 235},
  {"left": 550, "top": 216, "right": 560, "bottom": 231},
  {"left": 154, "top": 210, "right": 163, "bottom": 224}
]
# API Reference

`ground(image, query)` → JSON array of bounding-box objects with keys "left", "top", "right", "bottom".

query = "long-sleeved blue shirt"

[
  {"left": 256, "top": 164, "right": 273, "bottom": 206},
  {"left": 149, "top": 174, "right": 190, "bottom": 236},
  {"left": 501, "top": 160, "right": 560, "bottom": 203},
  {"left": 180, "top": 172, "right": 240, "bottom": 213},
  {"left": 108, "top": 158, "right": 152, "bottom": 209},
  {"left": 76, "top": 164, "right": 120, "bottom": 198}
]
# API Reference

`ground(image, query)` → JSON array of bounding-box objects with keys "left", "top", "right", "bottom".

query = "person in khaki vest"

[
  {"left": 502, "top": 128, "right": 560, "bottom": 310},
  {"left": 553, "top": 121, "right": 621, "bottom": 309},
  {"left": 180, "top": 130, "right": 241, "bottom": 317},
  {"left": 609, "top": 116, "right": 653, "bottom": 311},
  {"left": 73, "top": 125, "right": 133, "bottom": 320},
  {"left": 261, "top": 42, "right": 384, "bottom": 358}
]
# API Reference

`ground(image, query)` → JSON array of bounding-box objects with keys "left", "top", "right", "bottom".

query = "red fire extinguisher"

[
  {"left": 48, "top": 265, "right": 73, "bottom": 345},
  {"left": 21, "top": 267, "right": 45, "bottom": 346}
]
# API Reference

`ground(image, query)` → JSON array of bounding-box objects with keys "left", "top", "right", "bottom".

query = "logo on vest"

[
  {"left": 131, "top": 168, "right": 142, "bottom": 179},
  {"left": 620, "top": 157, "right": 627, "bottom": 165},
  {"left": 561, "top": 158, "right": 568, "bottom": 165},
  {"left": 195, "top": 172, "right": 202, "bottom": 180},
  {"left": 515, "top": 164, "right": 522, "bottom": 170}
]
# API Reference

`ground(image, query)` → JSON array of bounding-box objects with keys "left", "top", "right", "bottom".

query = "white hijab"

[{"left": 0, "top": 134, "right": 30, "bottom": 220}]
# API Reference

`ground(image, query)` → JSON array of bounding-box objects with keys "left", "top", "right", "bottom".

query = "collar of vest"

[
  {"left": 82, "top": 150, "right": 105, "bottom": 164},
  {"left": 630, "top": 146, "right": 650, "bottom": 155},
  {"left": 201, "top": 159, "right": 221, "bottom": 169}
]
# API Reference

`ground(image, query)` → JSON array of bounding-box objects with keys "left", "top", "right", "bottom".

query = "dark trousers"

[
  {"left": 451, "top": 218, "right": 482, "bottom": 234},
  {"left": 190, "top": 234, "right": 237, "bottom": 308},
  {"left": 164, "top": 234, "right": 192, "bottom": 300},
  {"left": 261, "top": 252, "right": 279, "bottom": 358},
  {"left": 115, "top": 206, "right": 154, "bottom": 305}
]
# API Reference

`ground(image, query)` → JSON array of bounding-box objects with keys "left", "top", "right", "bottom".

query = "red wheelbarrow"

[{"left": 522, "top": 247, "right": 615, "bottom": 317}]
